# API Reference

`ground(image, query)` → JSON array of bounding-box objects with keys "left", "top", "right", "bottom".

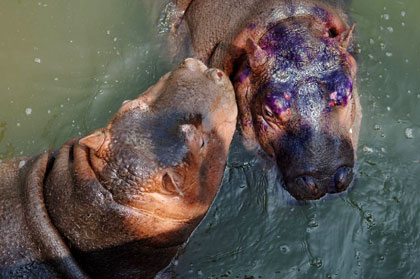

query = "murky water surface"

[{"left": 1, "top": 0, "right": 419, "bottom": 278}]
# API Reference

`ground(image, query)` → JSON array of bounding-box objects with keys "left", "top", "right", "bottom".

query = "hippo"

[
  {"left": 0, "top": 58, "right": 237, "bottom": 279},
  {"left": 171, "top": 0, "right": 362, "bottom": 200}
]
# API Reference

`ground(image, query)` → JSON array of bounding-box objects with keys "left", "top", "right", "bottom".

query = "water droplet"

[
  {"left": 405, "top": 128, "right": 414, "bottom": 139},
  {"left": 25, "top": 108, "right": 32, "bottom": 115},
  {"left": 363, "top": 146, "right": 374, "bottom": 153},
  {"left": 18, "top": 160, "right": 26, "bottom": 169},
  {"left": 34, "top": 58, "right": 41, "bottom": 63}
]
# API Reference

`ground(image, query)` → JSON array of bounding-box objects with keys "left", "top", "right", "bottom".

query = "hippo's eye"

[
  {"left": 162, "top": 171, "right": 184, "bottom": 196},
  {"left": 263, "top": 105, "right": 274, "bottom": 118},
  {"left": 199, "top": 135, "right": 206, "bottom": 150}
]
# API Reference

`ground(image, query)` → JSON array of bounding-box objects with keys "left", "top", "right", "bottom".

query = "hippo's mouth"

[{"left": 282, "top": 165, "right": 354, "bottom": 201}]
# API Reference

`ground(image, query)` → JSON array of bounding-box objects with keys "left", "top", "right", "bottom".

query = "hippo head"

[
  {"left": 234, "top": 14, "right": 359, "bottom": 200},
  {"left": 79, "top": 59, "right": 237, "bottom": 245}
]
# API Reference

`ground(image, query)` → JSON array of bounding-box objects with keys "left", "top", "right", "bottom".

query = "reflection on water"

[{"left": 1, "top": 0, "right": 420, "bottom": 278}]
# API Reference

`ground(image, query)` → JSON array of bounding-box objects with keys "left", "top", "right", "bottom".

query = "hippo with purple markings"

[
  {"left": 171, "top": 0, "right": 362, "bottom": 200},
  {"left": 0, "top": 59, "right": 237, "bottom": 279}
]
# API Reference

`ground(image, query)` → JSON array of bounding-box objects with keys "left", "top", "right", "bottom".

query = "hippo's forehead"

[
  {"left": 109, "top": 110, "right": 190, "bottom": 174},
  {"left": 259, "top": 21, "right": 353, "bottom": 116}
]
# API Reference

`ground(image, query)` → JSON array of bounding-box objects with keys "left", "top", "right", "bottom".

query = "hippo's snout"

[
  {"left": 287, "top": 165, "right": 354, "bottom": 200},
  {"left": 275, "top": 125, "right": 355, "bottom": 201}
]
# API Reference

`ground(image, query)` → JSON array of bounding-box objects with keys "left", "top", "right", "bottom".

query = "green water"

[{"left": 1, "top": 0, "right": 419, "bottom": 278}]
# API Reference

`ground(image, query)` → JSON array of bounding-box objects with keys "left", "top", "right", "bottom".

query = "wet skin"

[
  {"left": 172, "top": 0, "right": 362, "bottom": 200},
  {"left": 0, "top": 59, "right": 237, "bottom": 279}
]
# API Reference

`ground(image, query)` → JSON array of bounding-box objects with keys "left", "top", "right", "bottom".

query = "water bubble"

[
  {"left": 405, "top": 128, "right": 414, "bottom": 139},
  {"left": 106, "top": 30, "right": 111, "bottom": 35},
  {"left": 17, "top": 122, "right": 20, "bottom": 127},
  {"left": 369, "top": 38, "right": 375, "bottom": 45},
  {"left": 385, "top": 52, "right": 392, "bottom": 57},
  {"left": 47, "top": 109, "right": 51, "bottom": 114},
  {"left": 25, "top": 108, "right": 32, "bottom": 115},
  {"left": 280, "top": 245, "right": 290, "bottom": 254},
  {"left": 387, "top": 107, "right": 391, "bottom": 111},
  {"left": 113, "top": 37, "right": 118, "bottom": 42},
  {"left": 402, "top": 22, "right": 405, "bottom": 27},
  {"left": 54, "top": 77, "right": 59, "bottom": 81},
  {"left": 383, "top": 14, "right": 389, "bottom": 20},
  {"left": 34, "top": 58, "right": 41, "bottom": 63},
  {"left": 401, "top": 11, "right": 406, "bottom": 17},
  {"left": 387, "top": 27, "right": 393, "bottom": 33}
]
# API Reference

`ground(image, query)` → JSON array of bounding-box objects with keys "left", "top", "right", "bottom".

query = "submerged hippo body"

[
  {"left": 172, "top": 0, "right": 362, "bottom": 200},
  {"left": 0, "top": 59, "right": 237, "bottom": 279}
]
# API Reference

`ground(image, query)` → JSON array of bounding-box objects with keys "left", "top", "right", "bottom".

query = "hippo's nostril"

[
  {"left": 296, "top": 175, "right": 318, "bottom": 194},
  {"left": 333, "top": 166, "right": 353, "bottom": 192}
]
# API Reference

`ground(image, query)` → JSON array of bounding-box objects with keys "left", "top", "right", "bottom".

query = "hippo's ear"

[
  {"left": 338, "top": 23, "right": 356, "bottom": 50},
  {"left": 181, "top": 124, "right": 204, "bottom": 148},
  {"left": 245, "top": 38, "right": 268, "bottom": 72},
  {"left": 79, "top": 130, "right": 108, "bottom": 152}
]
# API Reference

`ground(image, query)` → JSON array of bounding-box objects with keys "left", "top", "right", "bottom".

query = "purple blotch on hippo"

[{"left": 172, "top": 0, "right": 362, "bottom": 200}]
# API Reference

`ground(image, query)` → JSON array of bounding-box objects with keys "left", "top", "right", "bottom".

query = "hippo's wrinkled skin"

[
  {"left": 0, "top": 59, "right": 237, "bottom": 279},
  {"left": 172, "top": 0, "right": 362, "bottom": 200}
]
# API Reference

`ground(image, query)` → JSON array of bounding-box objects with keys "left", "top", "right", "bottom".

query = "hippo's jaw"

[{"left": 233, "top": 12, "right": 358, "bottom": 201}]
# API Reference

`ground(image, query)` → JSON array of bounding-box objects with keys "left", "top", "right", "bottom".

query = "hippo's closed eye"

[{"left": 162, "top": 170, "right": 184, "bottom": 196}]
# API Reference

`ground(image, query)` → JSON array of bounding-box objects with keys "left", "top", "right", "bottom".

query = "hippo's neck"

[{"left": 43, "top": 139, "right": 184, "bottom": 278}]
